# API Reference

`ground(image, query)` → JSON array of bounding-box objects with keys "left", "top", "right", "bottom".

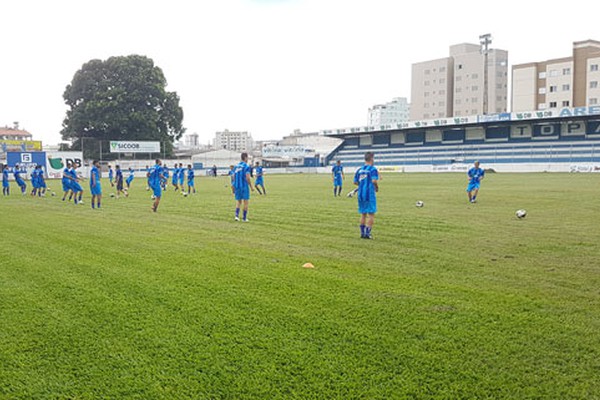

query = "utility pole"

[{"left": 480, "top": 33, "right": 492, "bottom": 115}]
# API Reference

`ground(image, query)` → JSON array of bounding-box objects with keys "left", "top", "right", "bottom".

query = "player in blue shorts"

[
  {"left": 466, "top": 160, "right": 485, "bottom": 203},
  {"left": 30, "top": 166, "right": 39, "bottom": 197},
  {"left": 254, "top": 162, "right": 266, "bottom": 195},
  {"left": 187, "top": 164, "right": 196, "bottom": 194},
  {"left": 126, "top": 167, "right": 135, "bottom": 189},
  {"left": 178, "top": 163, "right": 185, "bottom": 189},
  {"left": 69, "top": 164, "right": 84, "bottom": 204},
  {"left": 161, "top": 164, "right": 169, "bottom": 190},
  {"left": 171, "top": 164, "right": 179, "bottom": 191},
  {"left": 108, "top": 165, "right": 114, "bottom": 187},
  {"left": 2, "top": 164, "right": 10, "bottom": 196},
  {"left": 227, "top": 165, "right": 235, "bottom": 195},
  {"left": 37, "top": 165, "right": 47, "bottom": 196},
  {"left": 147, "top": 159, "right": 165, "bottom": 212},
  {"left": 90, "top": 160, "right": 102, "bottom": 209},
  {"left": 13, "top": 164, "right": 27, "bottom": 195},
  {"left": 115, "top": 165, "right": 125, "bottom": 198},
  {"left": 61, "top": 162, "right": 73, "bottom": 201},
  {"left": 353, "top": 152, "right": 379, "bottom": 239},
  {"left": 332, "top": 160, "right": 344, "bottom": 197},
  {"left": 233, "top": 153, "right": 254, "bottom": 221}
]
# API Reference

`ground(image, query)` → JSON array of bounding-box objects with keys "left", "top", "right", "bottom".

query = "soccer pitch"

[{"left": 1, "top": 173, "right": 599, "bottom": 399}]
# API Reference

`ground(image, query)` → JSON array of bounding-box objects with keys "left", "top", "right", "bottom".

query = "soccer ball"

[
  {"left": 51, "top": 192, "right": 56, "bottom": 197},
  {"left": 516, "top": 209, "right": 527, "bottom": 219},
  {"left": 415, "top": 200, "right": 424, "bottom": 208},
  {"left": 151, "top": 195, "right": 156, "bottom": 200},
  {"left": 110, "top": 193, "right": 115, "bottom": 198},
  {"left": 182, "top": 192, "right": 188, "bottom": 197}
]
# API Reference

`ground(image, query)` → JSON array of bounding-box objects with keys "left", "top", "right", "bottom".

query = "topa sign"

[{"left": 109, "top": 141, "right": 160, "bottom": 153}]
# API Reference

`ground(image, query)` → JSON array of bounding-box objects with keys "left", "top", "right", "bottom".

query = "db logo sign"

[{"left": 21, "top": 153, "right": 32, "bottom": 163}]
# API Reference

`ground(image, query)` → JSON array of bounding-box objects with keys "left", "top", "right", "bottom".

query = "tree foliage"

[{"left": 61, "top": 55, "right": 185, "bottom": 159}]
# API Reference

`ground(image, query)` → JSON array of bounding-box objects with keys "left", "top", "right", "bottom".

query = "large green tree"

[{"left": 61, "top": 55, "right": 185, "bottom": 159}]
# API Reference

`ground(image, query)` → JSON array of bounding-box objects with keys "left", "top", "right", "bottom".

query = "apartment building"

[{"left": 368, "top": 97, "right": 410, "bottom": 127}]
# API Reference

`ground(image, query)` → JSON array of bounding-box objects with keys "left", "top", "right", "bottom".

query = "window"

[
  {"left": 424, "top": 113, "right": 430, "bottom": 118},
  {"left": 424, "top": 80, "right": 430, "bottom": 86},
  {"left": 539, "top": 88, "right": 547, "bottom": 94},
  {"left": 439, "top": 66, "right": 446, "bottom": 72},
  {"left": 439, "top": 78, "right": 445, "bottom": 84},
  {"left": 456, "top": 76, "right": 462, "bottom": 82},
  {"left": 472, "top": 73, "right": 478, "bottom": 79},
  {"left": 590, "top": 98, "right": 598, "bottom": 105},
  {"left": 465, "top": 98, "right": 469, "bottom": 103},
  {"left": 549, "top": 101, "right": 557, "bottom": 108},
  {"left": 424, "top": 92, "right": 430, "bottom": 97},
  {"left": 472, "top": 109, "right": 477, "bottom": 114},
  {"left": 539, "top": 72, "right": 547, "bottom": 79},
  {"left": 455, "top": 88, "right": 462, "bottom": 93},
  {"left": 562, "top": 101, "right": 570, "bottom": 107},
  {"left": 497, "top": 84, "right": 503, "bottom": 89},
  {"left": 456, "top": 99, "right": 462, "bottom": 105},
  {"left": 471, "top": 97, "right": 478, "bottom": 103},
  {"left": 439, "top": 101, "right": 445, "bottom": 107},
  {"left": 549, "top": 85, "right": 557, "bottom": 93},
  {"left": 457, "top": 64, "right": 463, "bottom": 70},
  {"left": 562, "top": 84, "right": 570, "bottom": 91},
  {"left": 549, "top": 70, "right": 559, "bottom": 77},
  {"left": 439, "top": 90, "right": 445, "bottom": 95},
  {"left": 425, "top": 69, "right": 431, "bottom": 75},
  {"left": 472, "top": 86, "right": 478, "bottom": 91},
  {"left": 563, "top": 68, "right": 571, "bottom": 75},
  {"left": 539, "top": 103, "right": 547, "bottom": 110},
  {"left": 591, "top": 64, "right": 599, "bottom": 72},
  {"left": 424, "top": 102, "right": 429, "bottom": 108},
  {"left": 591, "top": 81, "right": 598, "bottom": 89}
]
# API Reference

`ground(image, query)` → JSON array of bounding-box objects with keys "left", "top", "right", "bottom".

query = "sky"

[{"left": 1, "top": 0, "right": 599, "bottom": 146}]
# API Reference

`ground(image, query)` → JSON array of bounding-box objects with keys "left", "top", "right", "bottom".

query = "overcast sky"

[{"left": 1, "top": 0, "right": 598, "bottom": 145}]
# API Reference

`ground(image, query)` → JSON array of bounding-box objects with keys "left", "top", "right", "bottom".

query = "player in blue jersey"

[
  {"left": 233, "top": 153, "right": 254, "bottom": 221},
  {"left": 147, "top": 159, "right": 165, "bottom": 212},
  {"left": 332, "top": 160, "right": 344, "bottom": 197},
  {"left": 178, "top": 163, "right": 185, "bottom": 189},
  {"left": 90, "top": 160, "right": 102, "bottom": 209},
  {"left": 187, "top": 164, "right": 196, "bottom": 194},
  {"left": 171, "top": 164, "right": 179, "bottom": 191},
  {"left": 227, "top": 165, "right": 235, "bottom": 195},
  {"left": 2, "top": 164, "right": 10, "bottom": 196},
  {"left": 353, "top": 152, "right": 379, "bottom": 239},
  {"left": 37, "top": 165, "right": 47, "bottom": 197},
  {"left": 69, "top": 164, "right": 84, "bottom": 204},
  {"left": 126, "top": 167, "right": 135, "bottom": 189},
  {"left": 161, "top": 164, "right": 169, "bottom": 190},
  {"left": 115, "top": 165, "right": 125, "bottom": 198},
  {"left": 254, "top": 162, "right": 266, "bottom": 195},
  {"left": 13, "top": 164, "right": 27, "bottom": 195},
  {"left": 30, "top": 166, "right": 39, "bottom": 197},
  {"left": 466, "top": 160, "right": 485, "bottom": 203},
  {"left": 61, "top": 162, "right": 73, "bottom": 201},
  {"left": 108, "top": 165, "right": 114, "bottom": 187}
]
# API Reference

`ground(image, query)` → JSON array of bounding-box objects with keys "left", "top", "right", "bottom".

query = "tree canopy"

[{"left": 61, "top": 55, "right": 185, "bottom": 159}]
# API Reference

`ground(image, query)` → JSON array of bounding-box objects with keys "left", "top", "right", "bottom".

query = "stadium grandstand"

[{"left": 324, "top": 106, "right": 600, "bottom": 172}]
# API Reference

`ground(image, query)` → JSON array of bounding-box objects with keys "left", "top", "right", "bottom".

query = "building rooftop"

[{"left": 0, "top": 127, "right": 33, "bottom": 138}]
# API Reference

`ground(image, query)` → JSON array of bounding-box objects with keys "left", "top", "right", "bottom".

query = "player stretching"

[
  {"left": 148, "top": 159, "right": 165, "bottom": 212},
  {"left": 115, "top": 165, "right": 125, "bottom": 198},
  {"left": 126, "top": 167, "right": 135, "bottom": 190},
  {"left": 466, "top": 160, "right": 485, "bottom": 203},
  {"left": 254, "top": 162, "right": 266, "bottom": 195},
  {"left": 332, "top": 160, "right": 344, "bottom": 197},
  {"left": 354, "top": 152, "right": 379, "bottom": 239},
  {"left": 90, "top": 160, "right": 102, "bottom": 209},
  {"left": 233, "top": 153, "right": 254, "bottom": 222},
  {"left": 2, "top": 164, "right": 10, "bottom": 196},
  {"left": 187, "top": 165, "right": 196, "bottom": 194},
  {"left": 13, "top": 164, "right": 27, "bottom": 195}
]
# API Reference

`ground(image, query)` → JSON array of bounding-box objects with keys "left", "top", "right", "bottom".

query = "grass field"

[{"left": 1, "top": 172, "right": 599, "bottom": 399}]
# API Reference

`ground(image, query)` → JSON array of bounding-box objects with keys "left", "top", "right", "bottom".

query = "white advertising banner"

[
  {"left": 262, "top": 145, "right": 311, "bottom": 158},
  {"left": 46, "top": 151, "right": 84, "bottom": 179},
  {"left": 109, "top": 141, "right": 160, "bottom": 153}
]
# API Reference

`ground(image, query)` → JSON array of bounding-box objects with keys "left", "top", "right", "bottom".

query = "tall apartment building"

[
  {"left": 410, "top": 43, "right": 508, "bottom": 120},
  {"left": 213, "top": 129, "right": 254, "bottom": 152},
  {"left": 512, "top": 40, "right": 600, "bottom": 111},
  {"left": 368, "top": 97, "right": 410, "bottom": 127}
]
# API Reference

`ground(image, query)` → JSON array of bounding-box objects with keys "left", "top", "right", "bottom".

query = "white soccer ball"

[
  {"left": 151, "top": 195, "right": 156, "bottom": 200},
  {"left": 51, "top": 192, "right": 56, "bottom": 197},
  {"left": 110, "top": 193, "right": 115, "bottom": 198},
  {"left": 415, "top": 200, "right": 424, "bottom": 208},
  {"left": 516, "top": 209, "right": 527, "bottom": 219},
  {"left": 182, "top": 192, "right": 188, "bottom": 197}
]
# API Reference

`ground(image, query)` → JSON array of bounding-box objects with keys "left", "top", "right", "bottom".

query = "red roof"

[{"left": 0, "top": 128, "right": 32, "bottom": 138}]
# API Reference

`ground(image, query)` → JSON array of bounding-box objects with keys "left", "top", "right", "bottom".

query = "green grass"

[{"left": 1, "top": 173, "right": 599, "bottom": 399}]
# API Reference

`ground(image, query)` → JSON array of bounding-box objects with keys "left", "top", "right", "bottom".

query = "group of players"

[{"left": 1, "top": 164, "right": 48, "bottom": 197}]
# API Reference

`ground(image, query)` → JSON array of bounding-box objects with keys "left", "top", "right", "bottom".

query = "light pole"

[{"left": 480, "top": 33, "right": 492, "bottom": 115}]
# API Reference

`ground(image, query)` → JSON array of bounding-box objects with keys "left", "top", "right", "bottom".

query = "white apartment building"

[
  {"left": 411, "top": 42, "right": 508, "bottom": 120},
  {"left": 512, "top": 40, "right": 600, "bottom": 111},
  {"left": 368, "top": 97, "right": 410, "bottom": 128},
  {"left": 213, "top": 129, "right": 254, "bottom": 152}
]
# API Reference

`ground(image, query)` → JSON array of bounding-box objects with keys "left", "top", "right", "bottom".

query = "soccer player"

[
  {"left": 126, "top": 167, "right": 135, "bottom": 189},
  {"left": 115, "top": 165, "right": 125, "bottom": 198},
  {"left": 171, "top": 164, "right": 179, "bottom": 191},
  {"left": 332, "top": 160, "right": 344, "bottom": 197},
  {"left": 30, "top": 165, "right": 39, "bottom": 197},
  {"left": 37, "top": 165, "right": 47, "bottom": 196},
  {"left": 145, "top": 165, "right": 151, "bottom": 191},
  {"left": 90, "top": 160, "right": 102, "bottom": 209},
  {"left": 233, "top": 153, "right": 254, "bottom": 221},
  {"left": 162, "top": 163, "right": 169, "bottom": 190},
  {"left": 466, "top": 160, "right": 485, "bottom": 203},
  {"left": 108, "top": 165, "right": 114, "bottom": 187},
  {"left": 227, "top": 165, "right": 235, "bottom": 195},
  {"left": 148, "top": 159, "right": 165, "bottom": 212},
  {"left": 61, "top": 162, "right": 73, "bottom": 201},
  {"left": 187, "top": 164, "right": 196, "bottom": 194},
  {"left": 178, "top": 163, "right": 185, "bottom": 190},
  {"left": 13, "top": 164, "right": 27, "bottom": 195},
  {"left": 353, "top": 152, "right": 379, "bottom": 239},
  {"left": 254, "top": 161, "right": 266, "bottom": 195},
  {"left": 2, "top": 164, "right": 10, "bottom": 196},
  {"left": 69, "top": 164, "right": 84, "bottom": 204}
]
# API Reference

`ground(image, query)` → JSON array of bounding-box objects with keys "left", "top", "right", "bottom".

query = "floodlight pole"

[{"left": 480, "top": 33, "right": 492, "bottom": 115}]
